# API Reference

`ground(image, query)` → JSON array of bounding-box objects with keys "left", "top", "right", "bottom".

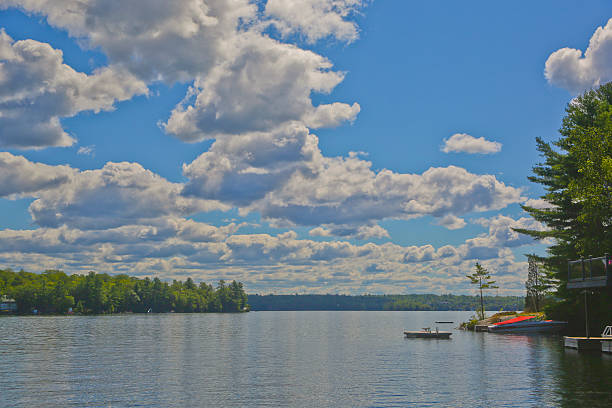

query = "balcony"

[{"left": 567, "top": 255, "right": 611, "bottom": 289}]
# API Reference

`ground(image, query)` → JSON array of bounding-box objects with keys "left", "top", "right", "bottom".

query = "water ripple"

[{"left": 1, "top": 312, "right": 611, "bottom": 407}]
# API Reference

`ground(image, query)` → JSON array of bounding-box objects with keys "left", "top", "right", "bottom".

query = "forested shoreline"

[
  {"left": 1, "top": 268, "right": 525, "bottom": 315},
  {"left": 0, "top": 269, "right": 248, "bottom": 314},
  {"left": 247, "top": 294, "right": 523, "bottom": 311}
]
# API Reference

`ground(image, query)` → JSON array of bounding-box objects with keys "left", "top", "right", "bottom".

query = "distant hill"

[{"left": 247, "top": 294, "right": 524, "bottom": 311}]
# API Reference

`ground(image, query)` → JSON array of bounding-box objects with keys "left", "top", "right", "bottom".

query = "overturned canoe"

[{"left": 487, "top": 315, "right": 567, "bottom": 333}]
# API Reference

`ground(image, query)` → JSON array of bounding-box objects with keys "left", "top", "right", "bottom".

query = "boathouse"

[
  {"left": 564, "top": 255, "right": 612, "bottom": 350},
  {"left": 0, "top": 295, "right": 17, "bottom": 313}
]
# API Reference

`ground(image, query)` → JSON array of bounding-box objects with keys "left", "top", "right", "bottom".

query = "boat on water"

[
  {"left": 487, "top": 315, "right": 567, "bottom": 333},
  {"left": 404, "top": 327, "right": 452, "bottom": 339}
]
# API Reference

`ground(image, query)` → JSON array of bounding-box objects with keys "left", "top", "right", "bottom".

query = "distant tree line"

[
  {"left": 247, "top": 294, "right": 523, "bottom": 311},
  {"left": 0, "top": 269, "right": 248, "bottom": 314}
]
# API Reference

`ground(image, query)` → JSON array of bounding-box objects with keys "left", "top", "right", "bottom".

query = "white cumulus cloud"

[
  {"left": 0, "top": 203, "right": 540, "bottom": 295},
  {"left": 28, "top": 161, "right": 227, "bottom": 229},
  {"left": 309, "top": 224, "right": 390, "bottom": 240},
  {"left": 2, "top": 1, "right": 360, "bottom": 146},
  {"left": 545, "top": 18, "right": 612, "bottom": 93},
  {"left": 0, "top": 0, "right": 255, "bottom": 83},
  {"left": 163, "top": 33, "right": 358, "bottom": 141},
  {"left": 441, "top": 133, "right": 502, "bottom": 154},
  {"left": 0, "top": 1, "right": 543, "bottom": 296},
  {"left": 468, "top": 215, "right": 547, "bottom": 250},
  {"left": 0, "top": 29, "right": 147, "bottom": 148},
  {"left": 182, "top": 124, "right": 523, "bottom": 227},
  {"left": 523, "top": 198, "right": 554, "bottom": 210},
  {"left": 265, "top": 0, "right": 366, "bottom": 44},
  {"left": 0, "top": 152, "right": 76, "bottom": 197},
  {"left": 77, "top": 145, "right": 95, "bottom": 156},
  {"left": 437, "top": 215, "right": 466, "bottom": 230}
]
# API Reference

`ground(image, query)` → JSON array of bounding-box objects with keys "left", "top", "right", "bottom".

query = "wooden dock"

[{"left": 564, "top": 336, "right": 612, "bottom": 351}]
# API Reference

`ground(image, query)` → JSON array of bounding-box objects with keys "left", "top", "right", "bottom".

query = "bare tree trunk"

[
  {"left": 534, "top": 268, "right": 539, "bottom": 312},
  {"left": 479, "top": 277, "right": 484, "bottom": 319}
]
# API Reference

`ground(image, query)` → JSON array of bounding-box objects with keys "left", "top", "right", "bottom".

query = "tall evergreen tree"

[{"left": 516, "top": 83, "right": 612, "bottom": 332}]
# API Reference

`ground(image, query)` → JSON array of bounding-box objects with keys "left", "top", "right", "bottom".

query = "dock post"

[
  {"left": 606, "top": 253, "right": 610, "bottom": 285},
  {"left": 584, "top": 289, "right": 589, "bottom": 338}
]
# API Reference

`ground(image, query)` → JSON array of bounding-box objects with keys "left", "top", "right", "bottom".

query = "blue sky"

[{"left": 0, "top": 0, "right": 611, "bottom": 295}]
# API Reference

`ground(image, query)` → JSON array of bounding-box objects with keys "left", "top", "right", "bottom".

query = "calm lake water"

[{"left": 1, "top": 311, "right": 611, "bottom": 407}]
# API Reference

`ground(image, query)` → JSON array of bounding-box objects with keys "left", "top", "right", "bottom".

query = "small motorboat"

[
  {"left": 487, "top": 315, "right": 567, "bottom": 333},
  {"left": 404, "top": 327, "right": 452, "bottom": 339}
]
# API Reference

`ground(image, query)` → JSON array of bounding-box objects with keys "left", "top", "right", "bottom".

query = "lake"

[{"left": 1, "top": 311, "right": 611, "bottom": 407}]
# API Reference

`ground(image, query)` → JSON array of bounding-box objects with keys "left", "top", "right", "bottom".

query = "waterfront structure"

[
  {"left": 566, "top": 255, "right": 611, "bottom": 339},
  {"left": 0, "top": 296, "right": 17, "bottom": 313},
  {"left": 567, "top": 255, "right": 611, "bottom": 289}
]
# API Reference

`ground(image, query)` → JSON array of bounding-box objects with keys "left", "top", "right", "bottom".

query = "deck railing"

[{"left": 567, "top": 254, "right": 610, "bottom": 289}]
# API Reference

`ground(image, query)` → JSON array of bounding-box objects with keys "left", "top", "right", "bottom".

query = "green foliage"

[
  {"left": 0, "top": 268, "right": 248, "bottom": 315},
  {"left": 459, "top": 316, "right": 480, "bottom": 331},
  {"left": 517, "top": 82, "right": 612, "bottom": 333},
  {"left": 247, "top": 293, "right": 523, "bottom": 311},
  {"left": 466, "top": 262, "right": 498, "bottom": 320}
]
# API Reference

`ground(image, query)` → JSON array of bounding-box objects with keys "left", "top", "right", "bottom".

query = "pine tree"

[
  {"left": 466, "top": 262, "right": 498, "bottom": 320},
  {"left": 515, "top": 82, "right": 612, "bottom": 330}
]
